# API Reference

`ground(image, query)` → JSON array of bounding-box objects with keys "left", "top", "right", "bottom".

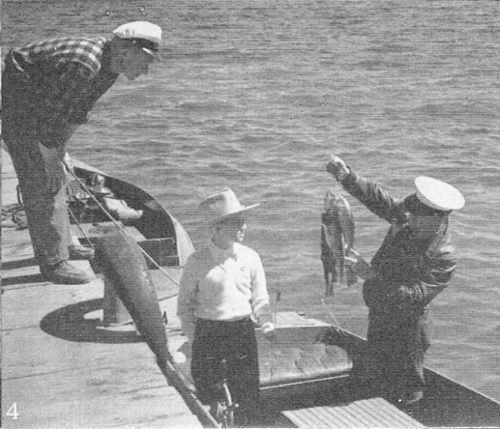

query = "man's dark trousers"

[{"left": 2, "top": 61, "right": 71, "bottom": 266}]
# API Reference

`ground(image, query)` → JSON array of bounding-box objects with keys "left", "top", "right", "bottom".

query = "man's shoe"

[
  {"left": 397, "top": 390, "right": 424, "bottom": 407},
  {"left": 40, "top": 261, "right": 92, "bottom": 284},
  {"left": 68, "top": 244, "right": 95, "bottom": 260}
]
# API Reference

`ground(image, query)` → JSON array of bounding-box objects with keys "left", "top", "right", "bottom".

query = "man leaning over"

[{"left": 2, "top": 21, "right": 161, "bottom": 284}]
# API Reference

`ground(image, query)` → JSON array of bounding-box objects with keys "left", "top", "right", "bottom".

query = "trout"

[{"left": 321, "top": 189, "right": 356, "bottom": 294}]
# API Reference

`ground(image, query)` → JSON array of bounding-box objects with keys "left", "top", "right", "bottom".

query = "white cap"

[
  {"left": 415, "top": 176, "right": 465, "bottom": 211},
  {"left": 200, "top": 188, "right": 260, "bottom": 224},
  {"left": 112, "top": 21, "right": 162, "bottom": 57}
]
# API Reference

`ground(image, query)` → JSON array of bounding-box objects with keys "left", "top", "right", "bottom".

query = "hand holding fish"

[
  {"left": 344, "top": 250, "right": 376, "bottom": 281},
  {"left": 326, "top": 155, "right": 349, "bottom": 181}
]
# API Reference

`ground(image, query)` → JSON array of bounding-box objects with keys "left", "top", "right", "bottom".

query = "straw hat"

[
  {"left": 112, "top": 21, "right": 162, "bottom": 58},
  {"left": 200, "top": 188, "right": 260, "bottom": 224},
  {"left": 414, "top": 176, "right": 465, "bottom": 212}
]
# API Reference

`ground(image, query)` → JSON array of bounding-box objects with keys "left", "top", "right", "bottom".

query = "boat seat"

[
  {"left": 168, "top": 336, "right": 352, "bottom": 394},
  {"left": 167, "top": 314, "right": 353, "bottom": 399},
  {"left": 138, "top": 237, "right": 179, "bottom": 267},
  {"left": 71, "top": 222, "right": 147, "bottom": 244},
  {"left": 257, "top": 324, "right": 353, "bottom": 389},
  {"left": 259, "top": 341, "right": 352, "bottom": 388}
]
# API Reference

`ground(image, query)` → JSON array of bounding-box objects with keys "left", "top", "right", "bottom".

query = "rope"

[
  {"left": 67, "top": 204, "right": 95, "bottom": 248},
  {"left": 319, "top": 294, "right": 345, "bottom": 331},
  {"left": 315, "top": 248, "right": 359, "bottom": 337},
  {"left": 1, "top": 203, "right": 28, "bottom": 230},
  {"left": 66, "top": 169, "right": 180, "bottom": 291}
]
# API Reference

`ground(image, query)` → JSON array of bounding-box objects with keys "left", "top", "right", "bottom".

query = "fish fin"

[
  {"left": 338, "top": 214, "right": 355, "bottom": 251},
  {"left": 321, "top": 223, "right": 335, "bottom": 250}
]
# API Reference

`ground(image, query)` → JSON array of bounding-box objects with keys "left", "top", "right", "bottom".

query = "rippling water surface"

[{"left": 3, "top": 0, "right": 500, "bottom": 401}]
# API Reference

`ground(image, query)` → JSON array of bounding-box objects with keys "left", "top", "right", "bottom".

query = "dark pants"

[
  {"left": 2, "top": 60, "right": 71, "bottom": 265},
  {"left": 191, "top": 317, "right": 260, "bottom": 424},
  {"left": 366, "top": 306, "right": 432, "bottom": 400}
]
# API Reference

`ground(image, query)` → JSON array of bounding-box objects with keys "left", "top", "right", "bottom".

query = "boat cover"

[
  {"left": 258, "top": 325, "right": 352, "bottom": 387},
  {"left": 257, "top": 312, "right": 352, "bottom": 387},
  {"left": 259, "top": 341, "right": 352, "bottom": 387}
]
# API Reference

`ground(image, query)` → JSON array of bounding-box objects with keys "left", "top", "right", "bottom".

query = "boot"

[
  {"left": 40, "top": 261, "right": 92, "bottom": 284},
  {"left": 397, "top": 390, "right": 424, "bottom": 407},
  {"left": 68, "top": 244, "right": 95, "bottom": 260}
]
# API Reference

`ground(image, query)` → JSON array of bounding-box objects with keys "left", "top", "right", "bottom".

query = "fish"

[
  {"left": 321, "top": 189, "right": 356, "bottom": 295},
  {"left": 95, "top": 233, "right": 172, "bottom": 379}
]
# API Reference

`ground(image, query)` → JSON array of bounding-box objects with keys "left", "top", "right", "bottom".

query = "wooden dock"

[{"left": 1, "top": 150, "right": 204, "bottom": 428}]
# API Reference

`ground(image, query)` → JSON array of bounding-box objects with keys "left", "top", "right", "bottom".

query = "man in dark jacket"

[
  {"left": 327, "top": 155, "right": 465, "bottom": 405},
  {"left": 2, "top": 21, "right": 161, "bottom": 284}
]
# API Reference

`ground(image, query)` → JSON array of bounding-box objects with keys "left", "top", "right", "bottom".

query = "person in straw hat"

[
  {"left": 2, "top": 21, "right": 161, "bottom": 284},
  {"left": 326, "top": 155, "right": 465, "bottom": 406},
  {"left": 177, "top": 187, "right": 275, "bottom": 426}
]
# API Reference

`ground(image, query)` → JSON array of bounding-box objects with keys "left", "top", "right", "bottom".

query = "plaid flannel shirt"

[{"left": 7, "top": 37, "right": 119, "bottom": 148}]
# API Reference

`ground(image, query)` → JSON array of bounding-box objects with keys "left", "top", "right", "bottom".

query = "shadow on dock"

[
  {"left": 40, "top": 298, "right": 143, "bottom": 344},
  {"left": 1, "top": 273, "right": 46, "bottom": 287},
  {"left": 1, "top": 256, "right": 38, "bottom": 271}
]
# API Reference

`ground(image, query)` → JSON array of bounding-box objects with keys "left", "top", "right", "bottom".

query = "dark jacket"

[
  {"left": 341, "top": 170, "right": 456, "bottom": 311},
  {"left": 341, "top": 170, "right": 456, "bottom": 361}
]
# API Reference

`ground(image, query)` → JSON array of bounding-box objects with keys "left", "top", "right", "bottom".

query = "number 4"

[{"left": 6, "top": 402, "right": 19, "bottom": 420}]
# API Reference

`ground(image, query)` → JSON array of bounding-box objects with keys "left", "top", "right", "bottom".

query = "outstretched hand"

[
  {"left": 344, "top": 250, "right": 375, "bottom": 280},
  {"left": 326, "top": 155, "right": 349, "bottom": 180},
  {"left": 264, "top": 329, "right": 277, "bottom": 342},
  {"left": 62, "top": 151, "right": 75, "bottom": 174},
  {"left": 45, "top": 157, "right": 68, "bottom": 193},
  {"left": 38, "top": 143, "right": 69, "bottom": 193},
  {"left": 262, "top": 322, "right": 277, "bottom": 342}
]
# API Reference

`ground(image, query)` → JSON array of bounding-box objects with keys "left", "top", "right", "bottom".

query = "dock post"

[{"left": 102, "top": 276, "right": 134, "bottom": 326}]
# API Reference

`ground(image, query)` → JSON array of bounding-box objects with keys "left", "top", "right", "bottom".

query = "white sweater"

[{"left": 177, "top": 240, "right": 272, "bottom": 343}]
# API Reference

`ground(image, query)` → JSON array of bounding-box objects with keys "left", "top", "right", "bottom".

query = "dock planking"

[{"left": 1, "top": 150, "right": 203, "bottom": 428}]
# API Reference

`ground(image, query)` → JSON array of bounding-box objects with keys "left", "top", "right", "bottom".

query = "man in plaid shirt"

[{"left": 2, "top": 21, "right": 162, "bottom": 284}]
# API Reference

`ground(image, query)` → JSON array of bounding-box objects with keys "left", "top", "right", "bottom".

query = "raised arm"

[{"left": 327, "top": 155, "right": 401, "bottom": 223}]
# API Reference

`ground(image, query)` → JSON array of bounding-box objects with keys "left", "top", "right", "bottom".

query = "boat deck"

[
  {"left": 283, "top": 396, "right": 423, "bottom": 428},
  {"left": 1, "top": 150, "right": 203, "bottom": 428}
]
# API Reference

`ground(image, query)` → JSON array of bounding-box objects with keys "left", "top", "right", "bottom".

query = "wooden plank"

[
  {"left": 283, "top": 397, "right": 425, "bottom": 428},
  {"left": 1, "top": 231, "right": 202, "bottom": 428},
  {"left": 275, "top": 311, "right": 327, "bottom": 327},
  {"left": 364, "top": 397, "right": 424, "bottom": 427},
  {"left": 1, "top": 149, "right": 203, "bottom": 428},
  {"left": 70, "top": 222, "right": 147, "bottom": 243},
  {"left": 349, "top": 397, "right": 401, "bottom": 427},
  {"left": 149, "top": 267, "right": 181, "bottom": 301},
  {"left": 337, "top": 400, "right": 382, "bottom": 427},
  {"left": 316, "top": 405, "right": 361, "bottom": 428}
]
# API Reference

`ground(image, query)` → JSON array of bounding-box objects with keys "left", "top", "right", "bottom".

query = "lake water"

[{"left": 3, "top": 0, "right": 500, "bottom": 401}]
